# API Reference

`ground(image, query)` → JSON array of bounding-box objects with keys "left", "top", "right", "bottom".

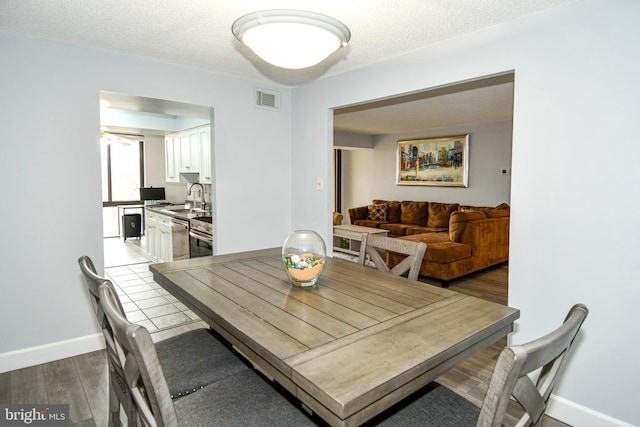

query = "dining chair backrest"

[
  {"left": 78, "top": 255, "right": 125, "bottom": 322},
  {"left": 477, "top": 303, "right": 589, "bottom": 427},
  {"left": 99, "top": 281, "right": 178, "bottom": 427},
  {"left": 78, "top": 255, "right": 137, "bottom": 426},
  {"left": 78, "top": 255, "right": 128, "bottom": 363},
  {"left": 358, "top": 233, "right": 427, "bottom": 281}
]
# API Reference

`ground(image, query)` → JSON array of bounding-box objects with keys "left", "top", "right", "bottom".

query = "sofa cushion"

[
  {"left": 480, "top": 209, "right": 510, "bottom": 218},
  {"left": 400, "top": 201, "right": 429, "bottom": 225},
  {"left": 349, "top": 205, "right": 369, "bottom": 223},
  {"left": 379, "top": 223, "right": 414, "bottom": 236},
  {"left": 373, "top": 200, "right": 401, "bottom": 223},
  {"left": 427, "top": 202, "right": 459, "bottom": 228},
  {"left": 406, "top": 226, "right": 449, "bottom": 235},
  {"left": 449, "top": 211, "right": 487, "bottom": 242},
  {"left": 399, "top": 233, "right": 471, "bottom": 263},
  {"left": 401, "top": 232, "right": 451, "bottom": 244},
  {"left": 460, "top": 203, "right": 510, "bottom": 217},
  {"left": 424, "top": 242, "right": 472, "bottom": 263},
  {"left": 367, "top": 203, "right": 387, "bottom": 221},
  {"left": 460, "top": 206, "right": 510, "bottom": 218}
]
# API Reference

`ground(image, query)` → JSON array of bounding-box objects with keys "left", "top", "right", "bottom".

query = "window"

[{"left": 101, "top": 134, "right": 144, "bottom": 205}]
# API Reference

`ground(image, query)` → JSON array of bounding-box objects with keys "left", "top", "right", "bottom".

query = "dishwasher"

[{"left": 170, "top": 216, "right": 190, "bottom": 260}]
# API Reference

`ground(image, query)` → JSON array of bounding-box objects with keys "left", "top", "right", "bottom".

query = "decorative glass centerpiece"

[{"left": 282, "top": 230, "right": 326, "bottom": 287}]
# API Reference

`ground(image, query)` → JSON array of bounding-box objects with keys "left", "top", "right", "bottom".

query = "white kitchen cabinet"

[
  {"left": 145, "top": 211, "right": 158, "bottom": 261},
  {"left": 179, "top": 131, "right": 200, "bottom": 173},
  {"left": 145, "top": 211, "right": 173, "bottom": 262},
  {"left": 164, "top": 133, "right": 180, "bottom": 183},
  {"left": 164, "top": 125, "right": 211, "bottom": 183},
  {"left": 198, "top": 126, "right": 212, "bottom": 184}
]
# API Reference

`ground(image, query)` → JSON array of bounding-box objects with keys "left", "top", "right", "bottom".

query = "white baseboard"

[
  {"left": 548, "top": 394, "right": 636, "bottom": 427},
  {"left": 0, "top": 334, "right": 105, "bottom": 373}
]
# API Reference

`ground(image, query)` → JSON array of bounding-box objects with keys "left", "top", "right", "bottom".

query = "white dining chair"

[{"left": 358, "top": 233, "right": 427, "bottom": 281}]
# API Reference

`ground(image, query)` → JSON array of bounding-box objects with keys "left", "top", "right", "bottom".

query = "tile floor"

[{"left": 103, "top": 237, "right": 208, "bottom": 342}]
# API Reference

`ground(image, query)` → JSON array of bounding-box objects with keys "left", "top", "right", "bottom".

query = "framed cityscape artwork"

[{"left": 396, "top": 134, "right": 469, "bottom": 187}]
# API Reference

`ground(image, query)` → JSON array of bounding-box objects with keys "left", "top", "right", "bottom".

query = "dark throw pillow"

[{"left": 367, "top": 203, "right": 387, "bottom": 221}]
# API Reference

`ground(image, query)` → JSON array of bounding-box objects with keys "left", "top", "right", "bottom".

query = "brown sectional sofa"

[{"left": 348, "top": 200, "right": 510, "bottom": 283}]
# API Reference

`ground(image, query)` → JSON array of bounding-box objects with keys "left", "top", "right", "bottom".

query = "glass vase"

[{"left": 282, "top": 230, "right": 326, "bottom": 287}]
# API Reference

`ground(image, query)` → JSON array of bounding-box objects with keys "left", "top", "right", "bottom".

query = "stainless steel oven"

[{"left": 189, "top": 216, "right": 213, "bottom": 258}]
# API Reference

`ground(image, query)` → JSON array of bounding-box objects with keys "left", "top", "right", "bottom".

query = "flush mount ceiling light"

[{"left": 232, "top": 9, "right": 350, "bottom": 69}]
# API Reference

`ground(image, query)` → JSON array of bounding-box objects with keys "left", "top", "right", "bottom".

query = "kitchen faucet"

[{"left": 188, "top": 183, "right": 205, "bottom": 208}]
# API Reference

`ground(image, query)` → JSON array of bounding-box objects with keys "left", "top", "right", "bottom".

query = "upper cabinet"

[
  {"left": 164, "top": 133, "right": 180, "bottom": 183},
  {"left": 198, "top": 126, "right": 212, "bottom": 184},
  {"left": 179, "top": 131, "right": 200, "bottom": 173},
  {"left": 165, "top": 125, "right": 211, "bottom": 183}
]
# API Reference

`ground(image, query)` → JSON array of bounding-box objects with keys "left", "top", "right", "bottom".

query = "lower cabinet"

[{"left": 145, "top": 211, "right": 173, "bottom": 262}]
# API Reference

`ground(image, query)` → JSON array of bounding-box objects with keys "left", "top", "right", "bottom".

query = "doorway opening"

[
  {"left": 99, "top": 91, "right": 214, "bottom": 266},
  {"left": 332, "top": 72, "right": 514, "bottom": 301}
]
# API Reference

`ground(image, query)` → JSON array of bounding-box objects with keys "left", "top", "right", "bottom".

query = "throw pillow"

[
  {"left": 373, "top": 200, "right": 401, "bottom": 223},
  {"left": 367, "top": 203, "right": 387, "bottom": 221}
]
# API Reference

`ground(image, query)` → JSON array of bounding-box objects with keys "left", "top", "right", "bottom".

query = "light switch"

[{"left": 316, "top": 178, "right": 323, "bottom": 191}]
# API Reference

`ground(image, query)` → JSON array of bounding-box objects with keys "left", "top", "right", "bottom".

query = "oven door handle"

[{"left": 189, "top": 230, "right": 213, "bottom": 244}]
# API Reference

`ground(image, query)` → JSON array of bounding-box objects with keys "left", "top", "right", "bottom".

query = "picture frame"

[{"left": 396, "top": 134, "right": 469, "bottom": 187}]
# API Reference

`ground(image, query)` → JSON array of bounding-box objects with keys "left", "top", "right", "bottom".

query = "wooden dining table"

[{"left": 150, "top": 248, "right": 519, "bottom": 427}]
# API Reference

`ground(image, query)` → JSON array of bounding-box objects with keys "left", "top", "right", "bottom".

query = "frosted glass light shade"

[{"left": 232, "top": 10, "right": 350, "bottom": 69}]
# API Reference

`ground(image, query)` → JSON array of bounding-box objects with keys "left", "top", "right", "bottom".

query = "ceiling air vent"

[{"left": 255, "top": 88, "right": 280, "bottom": 110}]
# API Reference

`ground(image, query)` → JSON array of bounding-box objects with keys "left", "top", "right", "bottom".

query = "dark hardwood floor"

[
  {"left": 419, "top": 261, "right": 509, "bottom": 306},
  {"left": 0, "top": 349, "right": 111, "bottom": 426},
  {"left": 0, "top": 260, "right": 569, "bottom": 426}
]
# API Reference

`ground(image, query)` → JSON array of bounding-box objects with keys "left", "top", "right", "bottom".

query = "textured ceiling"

[
  {"left": 1, "top": 1, "right": 570, "bottom": 135},
  {"left": 1, "top": 0, "right": 573, "bottom": 87}
]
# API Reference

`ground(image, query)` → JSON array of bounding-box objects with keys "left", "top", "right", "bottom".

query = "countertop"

[{"left": 145, "top": 204, "right": 211, "bottom": 221}]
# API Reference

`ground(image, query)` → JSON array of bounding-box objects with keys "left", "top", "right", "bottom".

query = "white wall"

[
  {"left": 340, "top": 120, "right": 512, "bottom": 216},
  {"left": 291, "top": 1, "right": 640, "bottom": 425},
  {"left": 0, "top": 33, "right": 292, "bottom": 370}
]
